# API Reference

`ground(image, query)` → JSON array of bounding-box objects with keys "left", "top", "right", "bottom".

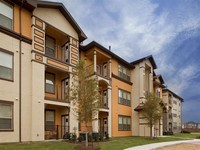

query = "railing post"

[{"left": 56, "top": 125, "right": 59, "bottom": 140}]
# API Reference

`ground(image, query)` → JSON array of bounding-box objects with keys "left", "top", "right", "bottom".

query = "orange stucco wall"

[
  {"left": 112, "top": 77, "right": 132, "bottom": 137},
  {"left": 13, "top": 4, "right": 32, "bottom": 39}
]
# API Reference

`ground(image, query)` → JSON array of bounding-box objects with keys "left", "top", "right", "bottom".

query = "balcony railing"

[
  {"left": 100, "top": 96, "right": 108, "bottom": 109},
  {"left": 86, "top": 64, "right": 110, "bottom": 79},
  {"left": 45, "top": 46, "right": 69, "bottom": 63},
  {"left": 45, "top": 125, "right": 70, "bottom": 140},
  {"left": 45, "top": 85, "right": 69, "bottom": 102}
]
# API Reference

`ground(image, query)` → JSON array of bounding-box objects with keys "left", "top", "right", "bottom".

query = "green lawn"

[
  {"left": 100, "top": 136, "right": 186, "bottom": 150},
  {"left": 0, "top": 141, "right": 75, "bottom": 150},
  {"left": 0, "top": 133, "right": 199, "bottom": 150},
  {"left": 172, "top": 133, "right": 200, "bottom": 139}
]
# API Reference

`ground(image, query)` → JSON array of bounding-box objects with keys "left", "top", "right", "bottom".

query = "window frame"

[
  {"left": 45, "top": 35, "right": 56, "bottom": 58},
  {"left": 0, "top": 100, "right": 14, "bottom": 131},
  {"left": 118, "top": 88, "right": 131, "bottom": 106},
  {"left": 118, "top": 64, "right": 130, "bottom": 81},
  {"left": 45, "top": 109, "right": 55, "bottom": 131},
  {"left": 118, "top": 115, "right": 131, "bottom": 131},
  {"left": 0, "top": 0, "right": 14, "bottom": 30},
  {"left": 45, "top": 72, "right": 55, "bottom": 94},
  {"left": 0, "top": 48, "right": 14, "bottom": 82}
]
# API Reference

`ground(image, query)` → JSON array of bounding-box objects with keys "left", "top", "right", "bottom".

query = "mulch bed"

[{"left": 75, "top": 142, "right": 100, "bottom": 150}]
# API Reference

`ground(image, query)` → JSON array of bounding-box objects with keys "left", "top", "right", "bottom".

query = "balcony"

[
  {"left": 45, "top": 25, "right": 71, "bottom": 68},
  {"left": 86, "top": 64, "right": 110, "bottom": 79},
  {"left": 100, "top": 94, "right": 108, "bottom": 109},
  {"left": 45, "top": 85, "right": 69, "bottom": 102},
  {"left": 45, "top": 68, "right": 70, "bottom": 103}
]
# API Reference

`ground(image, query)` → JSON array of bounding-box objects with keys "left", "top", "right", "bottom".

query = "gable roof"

[
  {"left": 163, "top": 88, "right": 184, "bottom": 102},
  {"left": 130, "top": 55, "right": 157, "bottom": 69},
  {"left": 37, "top": 1, "right": 87, "bottom": 42},
  {"left": 81, "top": 41, "right": 134, "bottom": 68},
  {"left": 154, "top": 74, "right": 165, "bottom": 84}
]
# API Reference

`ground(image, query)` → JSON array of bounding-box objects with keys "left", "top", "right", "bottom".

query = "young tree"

[
  {"left": 142, "top": 93, "right": 163, "bottom": 139},
  {"left": 70, "top": 60, "right": 101, "bottom": 146}
]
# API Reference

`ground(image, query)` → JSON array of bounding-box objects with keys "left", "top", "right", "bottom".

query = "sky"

[{"left": 45, "top": 0, "right": 200, "bottom": 123}]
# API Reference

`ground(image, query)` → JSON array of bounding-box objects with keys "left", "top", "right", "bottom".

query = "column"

[
  {"left": 109, "top": 59, "right": 112, "bottom": 79},
  {"left": 69, "top": 73, "right": 78, "bottom": 134},
  {"left": 94, "top": 50, "right": 97, "bottom": 73},
  {"left": 149, "top": 70, "right": 153, "bottom": 92},
  {"left": 107, "top": 86, "right": 112, "bottom": 137},
  {"left": 92, "top": 112, "right": 99, "bottom": 132},
  {"left": 139, "top": 64, "right": 145, "bottom": 102}
]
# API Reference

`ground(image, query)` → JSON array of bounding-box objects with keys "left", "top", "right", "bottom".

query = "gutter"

[{"left": 19, "top": 0, "right": 23, "bottom": 143}]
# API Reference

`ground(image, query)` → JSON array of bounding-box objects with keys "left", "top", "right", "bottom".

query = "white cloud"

[{"left": 43, "top": 0, "right": 200, "bottom": 96}]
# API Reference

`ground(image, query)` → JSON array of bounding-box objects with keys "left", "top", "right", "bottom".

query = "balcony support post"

[
  {"left": 109, "top": 59, "right": 112, "bottom": 79},
  {"left": 107, "top": 85, "right": 112, "bottom": 137},
  {"left": 94, "top": 50, "right": 97, "bottom": 73}
]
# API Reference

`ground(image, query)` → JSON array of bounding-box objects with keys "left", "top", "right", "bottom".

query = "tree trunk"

[
  {"left": 85, "top": 123, "right": 88, "bottom": 147},
  {"left": 150, "top": 124, "right": 153, "bottom": 139}
]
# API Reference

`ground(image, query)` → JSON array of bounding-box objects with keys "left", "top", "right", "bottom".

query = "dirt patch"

[{"left": 156, "top": 143, "right": 200, "bottom": 150}]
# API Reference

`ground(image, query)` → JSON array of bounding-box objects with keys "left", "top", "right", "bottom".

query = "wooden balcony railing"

[{"left": 45, "top": 85, "right": 69, "bottom": 102}]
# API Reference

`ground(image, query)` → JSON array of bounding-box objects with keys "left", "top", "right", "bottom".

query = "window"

[
  {"left": 45, "top": 72, "right": 55, "bottom": 93},
  {"left": 45, "top": 36, "right": 55, "bottom": 58},
  {"left": 118, "top": 89, "right": 131, "bottom": 106},
  {"left": 118, "top": 116, "right": 131, "bottom": 131},
  {"left": 0, "top": 101, "right": 13, "bottom": 130},
  {"left": 45, "top": 110, "right": 55, "bottom": 131},
  {"left": 0, "top": 50, "right": 13, "bottom": 81},
  {"left": 118, "top": 64, "right": 130, "bottom": 81},
  {"left": 173, "top": 100, "right": 177, "bottom": 105},
  {"left": 0, "top": 1, "right": 13, "bottom": 30}
]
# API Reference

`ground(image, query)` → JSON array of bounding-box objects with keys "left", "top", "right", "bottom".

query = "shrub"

[
  {"left": 92, "top": 132, "right": 99, "bottom": 142},
  {"left": 196, "top": 136, "right": 200, "bottom": 139},
  {"left": 105, "top": 133, "right": 109, "bottom": 140},
  {"left": 63, "top": 132, "right": 71, "bottom": 140},
  {"left": 99, "top": 132, "right": 104, "bottom": 141},
  {"left": 88, "top": 133, "right": 92, "bottom": 142},
  {"left": 163, "top": 131, "right": 173, "bottom": 135},
  {"left": 181, "top": 130, "right": 191, "bottom": 134},
  {"left": 71, "top": 133, "right": 77, "bottom": 142},
  {"left": 78, "top": 136, "right": 83, "bottom": 142}
]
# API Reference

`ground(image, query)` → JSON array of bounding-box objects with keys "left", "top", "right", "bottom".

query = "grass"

[
  {"left": 0, "top": 133, "right": 200, "bottom": 150},
  {"left": 172, "top": 133, "right": 200, "bottom": 139},
  {"left": 100, "top": 136, "right": 186, "bottom": 150},
  {"left": 0, "top": 141, "right": 75, "bottom": 150}
]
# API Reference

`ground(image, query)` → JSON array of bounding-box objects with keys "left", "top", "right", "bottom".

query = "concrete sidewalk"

[{"left": 124, "top": 139, "right": 200, "bottom": 150}]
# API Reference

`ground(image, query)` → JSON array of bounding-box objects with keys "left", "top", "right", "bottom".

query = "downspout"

[{"left": 19, "top": 0, "right": 24, "bottom": 143}]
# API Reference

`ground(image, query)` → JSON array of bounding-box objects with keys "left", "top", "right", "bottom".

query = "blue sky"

[{"left": 46, "top": 0, "right": 200, "bottom": 123}]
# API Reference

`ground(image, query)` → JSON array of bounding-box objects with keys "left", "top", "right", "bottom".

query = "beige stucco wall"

[
  {"left": 132, "top": 59, "right": 156, "bottom": 137},
  {"left": 33, "top": 8, "right": 78, "bottom": 40},
  {"left": 21, "top": 42, "right": 32, "bottom": 141},
  {"left": 172, "top": 96, "right": 182, "bottom": 133},
  {"left": 31, "top": 61, "right": 45, "bottom": 141},
  {"left": 0, "top": 32, "right": 20, "bottom": 143}
]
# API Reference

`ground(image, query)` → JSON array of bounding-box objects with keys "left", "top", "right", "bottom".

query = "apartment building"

[
  {"left": 0, "top": 0, "right": 183, "bottom": 143},
  {"left": 0, "top": 0, "right": 86, "bottom": 142},
  {"left": 131, "top": 56, "right": 164, "bottom": 137},
  {"left": 80, "top": 41, "right": 134, "bottom": 137},
  {"left": 162, "top": 89, "right": 183, "bottom": 133}
]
